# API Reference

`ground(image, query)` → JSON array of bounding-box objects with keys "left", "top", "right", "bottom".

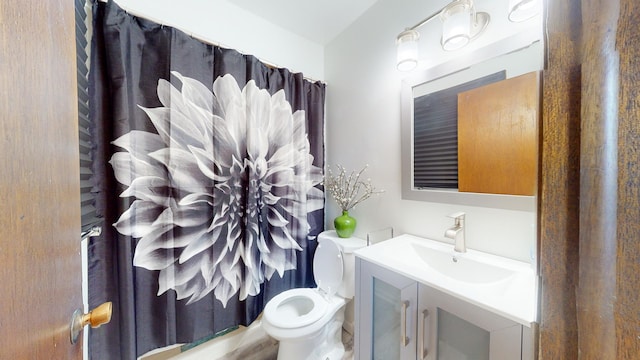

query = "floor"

[
  {"left": 140, "top": 326, "right": 354, "bottom": 360},
  {"left": 218, "top": 328, "right": 354, "bottom": 360}
]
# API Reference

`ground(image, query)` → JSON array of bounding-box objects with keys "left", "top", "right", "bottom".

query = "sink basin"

[
  {"left": 354, "top": 234, "right": 537, "bottom": 325},
  {"left": 410, "top": 242, "right": 516, "bottom": 284}
]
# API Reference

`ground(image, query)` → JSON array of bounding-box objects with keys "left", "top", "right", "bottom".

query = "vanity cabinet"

[
  {"left": 355, "top": 258, "right": 533, "bottom": 360},
  {"left": 355, "top": 257, "right": 418, "bottom": 359}
]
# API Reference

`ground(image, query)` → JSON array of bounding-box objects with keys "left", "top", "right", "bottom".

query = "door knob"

[{"left": 70, "top": 302, "right": 112, "bottom": 344}]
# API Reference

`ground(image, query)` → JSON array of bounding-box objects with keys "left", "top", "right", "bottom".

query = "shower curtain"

[{"left": 87, "top": 1, "right": 325, "bottom": 358}]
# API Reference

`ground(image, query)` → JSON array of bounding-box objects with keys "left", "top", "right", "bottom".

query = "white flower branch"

[{"left": 324, "top": 164, "right": 384, "bottom": 212}]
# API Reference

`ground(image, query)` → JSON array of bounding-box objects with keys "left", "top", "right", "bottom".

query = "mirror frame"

[{"left": 400, "top": 32, "right": 542, "bottom": 211}]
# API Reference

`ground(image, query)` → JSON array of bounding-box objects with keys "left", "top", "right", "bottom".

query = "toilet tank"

[{"left": 317, "top": 230, "right": 366, "bottom": 299}]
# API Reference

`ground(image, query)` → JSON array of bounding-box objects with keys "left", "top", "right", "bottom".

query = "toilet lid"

[{"left": 313, "top": 239, "right": 343, "bottom": 296}]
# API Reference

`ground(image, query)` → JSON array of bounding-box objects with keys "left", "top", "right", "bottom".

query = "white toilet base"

[{"left": 275, "top": 308, "right": 345, "bottom": 360}]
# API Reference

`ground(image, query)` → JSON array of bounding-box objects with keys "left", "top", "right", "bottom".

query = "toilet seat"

[{"left": 263, "top": 288, "right": 328, "bottom": 329}]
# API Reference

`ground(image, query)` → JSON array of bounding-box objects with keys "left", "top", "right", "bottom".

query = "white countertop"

[{"left": 355, "top": 234, "right": 538, "bottom": 327}]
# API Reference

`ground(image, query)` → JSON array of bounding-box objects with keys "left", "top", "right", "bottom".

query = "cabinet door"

[
  {"left": 418, "top": 284, "right": 523, "bottom": 360},
  {"left": 356, "top": 259, "right": 418, "bottom": 360}
]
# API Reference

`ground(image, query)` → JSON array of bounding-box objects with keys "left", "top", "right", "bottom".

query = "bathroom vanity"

[{"left": 354, "top": 235, "right": 537, "bottom": 360}]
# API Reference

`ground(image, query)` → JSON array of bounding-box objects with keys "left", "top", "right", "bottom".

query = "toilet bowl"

[{"left": 262, "top": 231, "right": 366, "bottom": 360}]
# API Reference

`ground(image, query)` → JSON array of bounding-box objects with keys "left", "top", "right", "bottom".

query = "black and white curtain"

[{"left": 88, "top": 1, "right": 325, "bottom": 358}]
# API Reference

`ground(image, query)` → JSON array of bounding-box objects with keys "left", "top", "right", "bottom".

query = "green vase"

[{"left": 334, "top": 210, "right": 357, "bottom": 238}]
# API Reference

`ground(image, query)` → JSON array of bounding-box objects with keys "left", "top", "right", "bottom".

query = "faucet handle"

[{"left": 447, "top": 212, "right": 466, "bottom": 220}]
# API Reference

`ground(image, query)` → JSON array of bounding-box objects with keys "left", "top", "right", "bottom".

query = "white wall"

[
  {"left": 110, "top": 0, "right": 325, "bottom": 81},
  {"left": 324, "top": 0, "right": 542, "bottom": 263}
]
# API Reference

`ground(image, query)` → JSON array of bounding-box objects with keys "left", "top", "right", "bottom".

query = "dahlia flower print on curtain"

[{"left": 109, "top": 72, "right": 324, "bottom": 307}]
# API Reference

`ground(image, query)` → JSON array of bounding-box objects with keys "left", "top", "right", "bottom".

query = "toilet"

[{"left": 262, "top": 230, "right": 366, "bottom": 360}]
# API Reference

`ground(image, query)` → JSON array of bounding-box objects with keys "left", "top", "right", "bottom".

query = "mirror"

[{"left": 401, "top": 36, "right": 544, "bottom": 211}]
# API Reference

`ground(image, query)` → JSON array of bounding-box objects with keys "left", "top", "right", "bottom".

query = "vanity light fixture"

[
  {"left": 395, "top": 0, "right": 490, "bottom": 71},
  {"left": 508, "top": 0, "right": 541, "bottom": 22}
]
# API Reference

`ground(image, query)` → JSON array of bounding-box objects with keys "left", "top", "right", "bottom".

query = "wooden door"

[
  {"left": 539, "top": 0, "right": 640, "bottom": 358},
  {"left": 0, "top": 0, "right": 83, "bottom": 359}
]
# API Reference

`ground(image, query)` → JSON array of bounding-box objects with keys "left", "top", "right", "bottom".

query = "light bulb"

[
  {"left": 441, "top": 1, "right": 471, "bottom": 51},
  {"left": 396, "top": 29, "right": 420, "bottom": 71}
]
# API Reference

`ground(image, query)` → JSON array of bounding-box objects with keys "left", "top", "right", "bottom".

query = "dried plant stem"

[{"left": 324, "top": 164, "right": 384, "bottom": 212}]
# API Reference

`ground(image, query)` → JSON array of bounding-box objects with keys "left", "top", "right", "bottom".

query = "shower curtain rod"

[{"left": 97, "top": 0, "right": 326, "bottom": 84}]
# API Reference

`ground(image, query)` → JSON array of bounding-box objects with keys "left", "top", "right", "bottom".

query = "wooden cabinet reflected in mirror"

[{"left": 457, "top": 71, "right": 540, "bottom": 196}]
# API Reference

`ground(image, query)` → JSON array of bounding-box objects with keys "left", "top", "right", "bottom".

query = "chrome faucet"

[{"left": 444, "top": 212, "right": 466, "bottom": 253}]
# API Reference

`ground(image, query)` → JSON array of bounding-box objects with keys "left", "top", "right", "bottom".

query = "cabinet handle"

[
  {"left": 401, "top": 300, "right": 409, "bottom": 347},
  {"left": 418, "top": 309, "right": 429, "bottom": 360}
]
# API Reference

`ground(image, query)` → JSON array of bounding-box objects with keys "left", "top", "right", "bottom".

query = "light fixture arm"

[
  {"left": 406, "top": 8, "right": 443, "bottom": 31},
  {"left": 395, "top": 0, "right": 490, "bottom": 71},
  {"left": 404, "top": 0, "right": 490, "bottom": 45},
  {"left": 406, "top": 0, "right": 479, "bottom": 31}
]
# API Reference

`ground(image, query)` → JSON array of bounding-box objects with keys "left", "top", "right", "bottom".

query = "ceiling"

[{"left": 226, "top": 0, "right": 380, "bottom": 45}]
